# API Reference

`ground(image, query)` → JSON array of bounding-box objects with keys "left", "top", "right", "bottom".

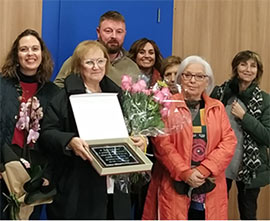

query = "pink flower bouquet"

[
  {"left": 121, "top": 75, "right": 172, "bottom": 137},
  {"left": 114, "top": 76, "right": 189, "bottom": 193}
]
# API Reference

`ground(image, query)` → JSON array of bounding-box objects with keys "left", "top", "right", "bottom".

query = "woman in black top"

[
  {"left": 0, "top": 29, "right": 59, "bottom": 219},
  {"left": 40, "top": 40, "right": 147, "bottom": 219}
]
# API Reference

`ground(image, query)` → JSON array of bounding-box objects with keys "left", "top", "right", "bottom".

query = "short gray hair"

[{"left": 176, "top": 55, "right": 215, "bottom": 95}]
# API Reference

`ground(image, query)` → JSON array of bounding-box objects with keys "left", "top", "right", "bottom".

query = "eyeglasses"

[
  {"left": 83, "top": 58, "right": 107, "bottom": 68},
  {"left": 181, "top": 72, "right": 208, "bottom": 82}
]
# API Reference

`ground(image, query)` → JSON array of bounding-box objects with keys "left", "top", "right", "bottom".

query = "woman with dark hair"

[
  {"left": 128, "top": 38, "right": 163, "bottom": 88},
  {"left": 128, "top": 38, "right": 164, "bottom": 219},
  {"left": 0, "top": 29, "right": 59, "bottom": 219},
  {"left": 211, "top": 50, "right": 270, "bottom": 220}
]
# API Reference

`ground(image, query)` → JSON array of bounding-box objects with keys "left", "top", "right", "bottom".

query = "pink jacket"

[{"left": 142, "top": 93, "right": 237, "bottom": 220}]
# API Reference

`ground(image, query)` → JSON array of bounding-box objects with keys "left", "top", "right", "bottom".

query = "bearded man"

[{"left": 54, "top": 11, "right": 140, "bottom": 87}]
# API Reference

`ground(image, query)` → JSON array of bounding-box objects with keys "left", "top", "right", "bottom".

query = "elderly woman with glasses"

[
  {"left": 142, "top": 55, "right": 237, "bottom": 220},
  {"left": 40, "top": 40, "right": 146, "bottom": 219}
]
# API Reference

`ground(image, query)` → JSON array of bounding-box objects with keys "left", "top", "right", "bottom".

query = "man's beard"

[{"left": 99, "top": 38, "right": 122, "bottom": 54}]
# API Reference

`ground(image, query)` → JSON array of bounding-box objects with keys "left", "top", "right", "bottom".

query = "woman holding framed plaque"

[{"left": 40, "top": 40, "right": 146, "bottom": 219}]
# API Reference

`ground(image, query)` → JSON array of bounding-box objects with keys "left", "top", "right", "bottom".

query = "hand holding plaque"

[
  {"left": 69, "top": 93, "right": 153, "bottom": 176},
  {"left": 68, "top": 137, "right": 92, "bottom": 162}
]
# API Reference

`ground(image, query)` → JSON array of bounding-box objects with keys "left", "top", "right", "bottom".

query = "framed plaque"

[
  {"left": 91, "top": 144, "right": 141, "bottom": 167},
  {"left": 86, "top": 138, "right": 152, "bottom": 175},
  {"left": 69, "top": 93, "right": 153, "bottom": 176}
]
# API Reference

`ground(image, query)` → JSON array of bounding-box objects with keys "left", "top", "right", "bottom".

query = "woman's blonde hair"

[{"left": 70, "top": 40, "right": 110, "bottom": 75}]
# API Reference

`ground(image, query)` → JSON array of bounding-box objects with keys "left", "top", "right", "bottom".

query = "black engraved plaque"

[{"left": 90, "top": 144, "right": 142, "bottom": 167}]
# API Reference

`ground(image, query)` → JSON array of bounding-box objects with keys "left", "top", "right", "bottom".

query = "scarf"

[{"left": 215, "top": 79, "right": 263, "bottom": 185}]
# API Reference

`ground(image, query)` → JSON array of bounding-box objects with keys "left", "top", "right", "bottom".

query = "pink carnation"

[
  {"left": 137, "top": 80, "right": 147, "bottom": 90},
  {"left": 142, "top": 89, "right": 151, "bottom": 96},
  {"left": 131, "top": 80, "right": 147, "bottom": 93},
  {"left": 131, "top": 83, "right": 141, "bottom": 93},
  {"left": 121, "top": 75, "right": 133, "bottom": 91},
  {"left": 122, "top": 82, "right": 132, "bottom": 91}
]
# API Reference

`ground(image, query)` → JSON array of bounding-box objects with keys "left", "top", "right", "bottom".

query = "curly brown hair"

[
  {"left": 128, "top": 38, "right": 163, "bottom": 73},
  {"left": 1, "top": 29, "right": 53, "bottom": 83}
]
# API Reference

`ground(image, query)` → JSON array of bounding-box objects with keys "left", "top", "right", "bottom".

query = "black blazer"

[{"left": 40, "top": 74, "right": 131, "bottom": 219}]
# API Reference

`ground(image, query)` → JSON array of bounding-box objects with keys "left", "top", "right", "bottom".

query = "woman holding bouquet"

[
  {"left": 40, "top": 40, "right": 146, "bottom": 219},
  {"left": 142, "top": 55, "right": 237, "bottom": 220},
  {"left": 127, "top": 38, "right": 164, "bottom": 219},
  {"left": 0, "top": 29, "right": 59, "bottom": 219}
]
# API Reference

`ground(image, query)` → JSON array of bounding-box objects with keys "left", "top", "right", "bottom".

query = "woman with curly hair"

[
  {"left": 0, "top": 29, "right": 59, "bottom": 219},
  {"left": 128, "top": 38, "right": 163, "bottom": 88}
]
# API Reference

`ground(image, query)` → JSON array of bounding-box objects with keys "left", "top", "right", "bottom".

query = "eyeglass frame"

[
  {"left": 181, "top": 72, "right": 208, "bottom": 82},
  {"left": 83, "top": 58, "right": 107, "bottom": 69}
]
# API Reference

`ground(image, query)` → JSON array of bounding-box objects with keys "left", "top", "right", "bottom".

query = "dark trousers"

[
  {"left": 107, "top": 194, "right": 114, "bottom": 219},
  {"left": 188, "top": 207, "right": 205, "bottom": 220},
  {"left": 131, "top": 182, "right": 149, "bottom": 219},
  {"left": 106, "top": 191, "right": 132, "bottom": 220},
  {"left": 226, "top": 178, "right": 260, "bottom": 220}
]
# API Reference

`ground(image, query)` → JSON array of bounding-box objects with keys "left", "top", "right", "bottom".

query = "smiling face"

[
  {"left": 135, "top": 42, "right": 156, "bottom": 71},
  {"left": 18, "top": 35, "right": 42, "bottom": 76},
  {"left": 80, "top": 47, "right": 106, "bottom": 84},
  {"left": 180, "top": 63, "right": 209, "bottom": 101},
  {"left": 97, "top": 19, "right": 126, "bottom": 54},
  {"left": 237, "top": 58, "right": 258, "bottom": 85}
]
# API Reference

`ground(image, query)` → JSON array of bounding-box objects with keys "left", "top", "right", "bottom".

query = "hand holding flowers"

[
  {"left": 112, "top": 75, "right": 174, "bottom": 193},
  {"left": 130, "top": 135, "right": 148, "bottom": 153}
]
